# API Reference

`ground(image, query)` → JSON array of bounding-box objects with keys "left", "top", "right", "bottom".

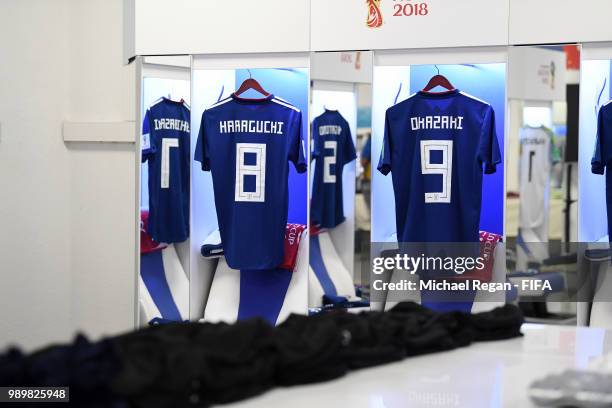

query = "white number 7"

[
  {"left": 161, "top": 138, "right": 179, "bottom": 189},
  {"left": 420, "top": 140, "right": 453, "bottom": 203}
]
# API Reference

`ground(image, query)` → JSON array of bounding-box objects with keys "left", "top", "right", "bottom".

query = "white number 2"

[
  {"left": 323, "top": 140, "right": 337, "bottom": 184},
  {"left": 420, "top": 140, "right": 453, "bottom": 203},
  {"left": 235, "top": 143, "right": 267, "bottom": 202},
  {"left": 161, "top": 138, "right": 179, "bottom": 189}
]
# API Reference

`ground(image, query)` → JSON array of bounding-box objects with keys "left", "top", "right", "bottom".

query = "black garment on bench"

[{"left": 0, "top": 302, "right": 523, "bottom": 407}]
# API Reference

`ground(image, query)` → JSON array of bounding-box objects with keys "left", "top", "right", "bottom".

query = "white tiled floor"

[{"left": 226, "top": 324, "right": 612, "bottom": 407}]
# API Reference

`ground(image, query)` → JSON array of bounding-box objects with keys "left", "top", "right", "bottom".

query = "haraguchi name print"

[
  {"left": 318, "top": 125, "right": 342, "bottom": 135},
  {"left": 411, "top": 115, "right": 464, "bottom": 130},
  {"left": 154, "top": 118, "right": 190, "bottom": 132},
  {"left": 219, "top": 120, "right": 285, "bottom": 135}
]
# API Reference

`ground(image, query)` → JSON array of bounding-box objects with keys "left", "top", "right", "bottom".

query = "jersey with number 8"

[
  {"left": 378, "top": 90, "right": 501, "bottom": 243},
  {"left": 196, "top": 93, "right": 306, "bottom": 270},
  {"left": 142, "top": 97, "right": 191, "bottom": 243}
]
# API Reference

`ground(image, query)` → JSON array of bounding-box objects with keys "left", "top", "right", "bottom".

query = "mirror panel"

[
  {"left": 138, "top": 56, "right": 192, "bottom": 326},
  {"left": 309, "top": 51, "right": 373, "bottom": 310},
  {"left": 506, "top": 45, "right": 581, "bottom": 323}
]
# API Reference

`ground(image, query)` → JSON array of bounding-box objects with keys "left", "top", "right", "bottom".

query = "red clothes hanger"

[
  {"left": 234, "top": 69, "right": 270, "bottom": 97},
  {"left": 422, "top": 65, "right": 455, "bottom": 93}
]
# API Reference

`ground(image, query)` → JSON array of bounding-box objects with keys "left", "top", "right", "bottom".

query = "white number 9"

[{"left": 420, "top": 140, "right": 453, "bottom": 203}]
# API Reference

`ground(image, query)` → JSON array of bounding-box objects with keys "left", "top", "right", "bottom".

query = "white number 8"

[
  {"left": 420, "top": 140, "right": 453, "bottom": 203},
  {"left": 235, "top": 143, "right": 267, "bottom": 202}
]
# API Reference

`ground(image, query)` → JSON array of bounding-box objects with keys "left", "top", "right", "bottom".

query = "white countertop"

[{"left": 226, "top": 324, "right": 612, "bottom": 407}]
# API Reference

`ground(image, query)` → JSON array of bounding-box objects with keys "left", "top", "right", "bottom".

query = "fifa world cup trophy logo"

[
  {"left": 366, "top": 0, "right": 383, "bottom": 28},
  {"left": 550, "top": 61, "right": 556, "bottom": 91}
]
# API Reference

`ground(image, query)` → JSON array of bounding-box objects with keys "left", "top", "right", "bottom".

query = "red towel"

[
  {"left": 448, "top": 231, "right": 502, "bottom": 282},
  {"left": 278, "top": 224, "right": 307, "bottom": 271},
  {"left": 140, "top": 210, "right": 168, "bottom": 254},
  {"left": 308, "top": 224, "right": 327, "bottom": 237}
]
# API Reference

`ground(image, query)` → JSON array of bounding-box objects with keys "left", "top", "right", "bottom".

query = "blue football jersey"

[
  {"left": 142, "top": 98, "right": 191, "bottom": 243},
  {"left": 195, "top": 94, "right": 307, "bottom": 270},
  {"left": 311, "top": 110, "right": 357, "bottom": 228},
  {"left": 378, "top": 90, "right": 501, "bottom": 243},
  {"left": 592, "top": 100, "right": 612, "bottom": 241}
]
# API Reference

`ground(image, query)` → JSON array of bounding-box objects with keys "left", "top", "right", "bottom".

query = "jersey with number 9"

[
  {"left": 195, "top": 93, "right": 307, "bottom": 270},
  {"left": 142, "top": 97, "right": 191, "bottom": 243},
  {"left": 378, "top": 90, "right": 501, "bottom": 243}
]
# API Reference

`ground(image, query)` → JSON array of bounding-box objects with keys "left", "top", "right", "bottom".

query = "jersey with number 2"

[
  {"left": 378, "top": 90, "right": 501, "bottom": 243},
  {"left": 195, "top": 94, "right": 307, "bottom": 270},
  {"left": 311, "top": 110, "right": 357, "bottom": 228},
  {"left": 142, "top": 97, "right": 191, "bottom": 243}
]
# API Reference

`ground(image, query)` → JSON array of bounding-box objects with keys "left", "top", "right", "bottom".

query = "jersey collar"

[
  {"left": 417, "top": 89, "right": 460, "bottom": 98},
  {"left": 231, "top": 93, "right": 275, "bottom": 104}
]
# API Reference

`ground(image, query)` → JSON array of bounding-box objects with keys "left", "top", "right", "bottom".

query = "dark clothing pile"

[{"left": 0, "top": 302, "right": 523, "bottom": 407}]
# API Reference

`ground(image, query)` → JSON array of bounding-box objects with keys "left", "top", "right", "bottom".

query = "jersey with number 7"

[
  {"left": 142, "top": 97, "right": 191, "bottom": 243},
  {"left": 195, "top": 94, "right": 307, "bottom": 270},
  {"left": 378, "top": 90, "right": 501, "bottom": 243}
]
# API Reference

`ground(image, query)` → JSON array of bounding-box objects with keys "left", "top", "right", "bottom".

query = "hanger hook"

[
  {"left": 247, "top": 69, "right": 252, "bottom": 79},
  {"left": 435, "top": 65, "right": 440, "bottom": 75}
]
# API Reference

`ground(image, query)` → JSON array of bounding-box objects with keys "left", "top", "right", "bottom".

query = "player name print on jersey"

[
  {"left": 378, "top": 89, "right": 501, "bottom": 243},
  {"left": 196, "top": 93, "right": 306, "bottom": 270},
  {"left": 410, "top": 115, "right": 464, "bottom": 130},
  {"left": 153, "top": 118, "right": 190, "bottom": 132},
  {"left": 142, "top": 97, "right": 191, "bottom": 244},
  {"left": 219, "top": 120, "right": 285, "bottom": 134},
  {"left": 311, "top": 109, "right": 357, "bottom": 229},
  {"left": 522, "top": 136, "right": 547, "bottom": 145},
  {"left": 319, "top": 125, "right": 342, "bottom": 135}
]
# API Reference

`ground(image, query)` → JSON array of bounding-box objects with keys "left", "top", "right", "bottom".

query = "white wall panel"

[
  {"left": 66, "top": 0, "right": 138, "bottom": 338},
  {"left": 63, "top": 122, "right": 135, "bottom": 143},
  {"left": 0, "top": 0, "right": 72, "bottom": 350},
  {"left": 311, "top": 52, "right": 373, "bottom": 84},
  {"left": 0, "top": 0, "right": 138, "bottom": 351},
  {"left": 128, "top": 0, "right": 310, "bottom": 59},
  {"left": 67, "top": 142, "right": 137, "bottom": 339},
  {"left": 509, "top": 0, "right": 612, "bottom": 45},
  {"left": 375, "top": 47, "right": 508, "bottom": 66},
  {"left": 311, "top": 0, "right": 509, "bottom": 52},
  {"left": 192, "top": 53, "right": 310, "bottom": 70},
  {"left": 507, "top": 47, "right": 567, "bottom": 102}
]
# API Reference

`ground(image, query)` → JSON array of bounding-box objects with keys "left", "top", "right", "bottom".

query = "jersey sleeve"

[
  {"left": 478, "top": 106, "right": 502, "bottom": 174},
  {"left": 289, "top": 111, "right": 307, "bottom": 173},
  {"left": 592, "top": 105, "right": 611, "bottom": 175},
  {"left": 194, "top": 110, "right": 211, "bottom": 171},
  {"left": 377, "top": 110, "right": 392, "bottom": 175},
  {"left": 310, "top": 118, "right": 320, "bottom": 162},
  {"left": 342, "top": 123, "right": 357, "bottom": 166},
  {"left": 141, "top": 109, "right": 154, "bottom": 163}
]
